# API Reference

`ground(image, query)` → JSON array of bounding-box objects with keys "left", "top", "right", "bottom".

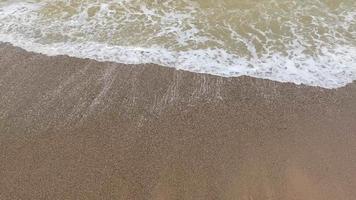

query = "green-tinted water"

[{"left": 0, "top": 0, "right": 355, "bottom": 88}]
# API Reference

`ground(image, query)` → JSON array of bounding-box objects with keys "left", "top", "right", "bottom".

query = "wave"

[{"left": 0, "top": 0, "right": 355, "bottom": 88}]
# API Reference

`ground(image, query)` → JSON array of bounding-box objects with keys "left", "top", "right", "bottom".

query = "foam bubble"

[{"left": 0, "top": 0, "right": 355, "bottom": 88}]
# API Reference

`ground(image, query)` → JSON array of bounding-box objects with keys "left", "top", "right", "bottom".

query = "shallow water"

[{"left": 0, "top": 0, "right": 355, "bottom": 88}]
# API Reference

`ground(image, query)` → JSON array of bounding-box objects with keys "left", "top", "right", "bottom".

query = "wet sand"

[{"left": 0, "top": 43, "right": 356, "bottom": 199}]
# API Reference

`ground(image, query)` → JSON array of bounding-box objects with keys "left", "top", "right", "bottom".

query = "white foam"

[{"left": 0, "top": 0, "right": 355, "bottom": 89}]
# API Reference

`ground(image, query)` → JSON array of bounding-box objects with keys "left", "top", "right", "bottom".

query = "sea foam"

[{"left": 0, "top": 0, "right": 355, "bottom": 88}]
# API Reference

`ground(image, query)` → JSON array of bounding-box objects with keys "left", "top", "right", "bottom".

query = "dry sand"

[{"left": 0, "top": 43, "right": 356, "bottom": 199}]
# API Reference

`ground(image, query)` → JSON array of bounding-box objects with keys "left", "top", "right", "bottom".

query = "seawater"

[{"left": 0, "top": 0, "right": 355, "bottom": 88}]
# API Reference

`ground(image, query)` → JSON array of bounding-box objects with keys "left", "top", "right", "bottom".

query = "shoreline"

[{"left": 1, "top": 43, "right": 356, "bottom": 199}]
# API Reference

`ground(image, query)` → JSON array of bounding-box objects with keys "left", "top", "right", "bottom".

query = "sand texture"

[{"left": 1, "top": 43, "right": 356, "bottom": 199}]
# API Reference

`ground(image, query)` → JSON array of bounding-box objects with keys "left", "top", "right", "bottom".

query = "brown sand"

[{"left": 0, "top": 43, "right": 356, "bottom": 199}]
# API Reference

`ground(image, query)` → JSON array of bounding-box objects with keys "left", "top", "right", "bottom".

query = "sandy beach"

[{"left": 1, "top": 43, "right": 356, "bottom": 199}]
